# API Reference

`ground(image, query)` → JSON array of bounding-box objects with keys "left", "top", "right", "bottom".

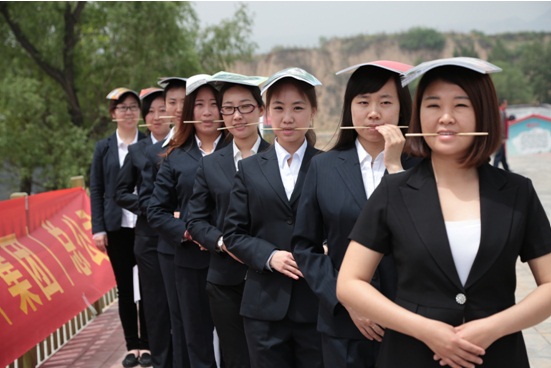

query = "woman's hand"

[
  {"left": 93, "top": 233, "right": 108, "bottom": 252},
  {"left": 347, "top": 305, "right": 385, "bottom": 342},
  {"left": 418, "top": 319, "right": 485, "bottom": 368},
  {"left": 376, "top": 124, "right": 405, "bottom": 173},
  {"left": 453, "top": 318, "right": 499, "bottom": 351},
  {"left": 221, "top": 243, "right": 244, "bottom": 264},
  {"left": 433, "top": 316, "right": 500, "bottom": 366},
  {"left": 269, "top": 250, "right": 303, "bottom": 280}
]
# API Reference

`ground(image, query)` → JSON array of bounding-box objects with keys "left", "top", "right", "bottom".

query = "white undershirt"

[
  {"left": 355, "top": 138, "right": 386, "bottom": 198},
  {"left": 116, "top": 129, "right": 139, "bottom": 228},
  {"left": 195, "top": 134, "right": 222, "bottom": 157},
  {"left": 445, "top": 219, "right": 481, "bottom": 286},
  {"left": 274, "top": 138, "right": 307, "bottom": 200},
  {"left": 233, "top": 136, "right": 262, "bottom": 170}
]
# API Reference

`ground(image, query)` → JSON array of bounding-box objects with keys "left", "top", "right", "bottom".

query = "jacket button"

[
  {"left": 287, "top": 217, "right": 294, "bottom": 225},
  {"left": 455, "top": 293, "right": 467, "bottom": 305}
]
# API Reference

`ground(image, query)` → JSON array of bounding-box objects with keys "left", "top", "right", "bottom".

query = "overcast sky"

[{"left": 193, "top": 1, "right": 551, "bottom": 53}]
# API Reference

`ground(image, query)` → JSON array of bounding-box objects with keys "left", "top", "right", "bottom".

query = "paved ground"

[
  {"left": 40, "top": 303, "right": 128, "bottom": 368},
  {"left": 40, "top": 153, "right": 551, "bottom": 368},
  {"left": 509, "top": 153, "right": 551, "bottom": 368}
]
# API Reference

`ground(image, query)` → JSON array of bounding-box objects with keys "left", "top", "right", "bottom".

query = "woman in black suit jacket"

[
  {"left": 140, "top": 77, "right": 191, "bottom": 368},
  {"left": 115, "top": 87, "right": 171, "bottom": 368},
  {"left": 337, "top": 58, "right": 551, "bottom": 368},
  {"left": 90, "top": 88, "right": 148, "bottom": 367},
  {"left": 223, "top": 68, "right": 324, "bottom": 368},
  {"left": 186, "top": 73, "right": 271, "bottom": 368},
  {"left": 292, "top": 61, "right": 417, "bottom": 368},
  {"left": 148, "top": 75, "right": 226, "bottom": 368}
]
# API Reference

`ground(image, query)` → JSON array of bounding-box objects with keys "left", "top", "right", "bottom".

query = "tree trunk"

[{"left": 0, "top": 2, "right": 87, "bottom": 128}]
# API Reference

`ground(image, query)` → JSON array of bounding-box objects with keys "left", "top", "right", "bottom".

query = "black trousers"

[
  {"left": 106, "top": 228, "right": 148, "bottom": 351},
  {"left": 206, "top": 281, "right": 249, "bottom": 368},
  {"left": 243, "top": 316, "right": 323, "bottom": 368},
  {"left": 134, "top": 234, "right": 172, "bottom": 367},
  {"left": 158, "top": 252, "right": 190, "bottom": 368},
  {"left": 175, "top": 266, "right": 216, "bottom": 368},
  {"left": 321, "top": 333, "right": 379, "bottom": 368}
]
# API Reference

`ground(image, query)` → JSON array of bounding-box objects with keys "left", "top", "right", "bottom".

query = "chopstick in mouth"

[{"left": 405, "top": 132, "right": 489, "bottom": 137}]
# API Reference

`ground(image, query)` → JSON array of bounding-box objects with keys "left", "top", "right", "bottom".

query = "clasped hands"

[
  {"left": 347, "top": 306, "right": 496, "bottom": 368},
  {"left": 427, "top": 318, "right": 497, "bottom": 368}
]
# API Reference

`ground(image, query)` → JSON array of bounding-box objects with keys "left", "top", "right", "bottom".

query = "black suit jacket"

[
  {"left": 223, "top": 144, "right": 321, "bottom": 322},
  {"left": 186, "top": 139, "right": 271, "bottom": 285},
  {"left": 349, "top": 159, "right": 551, "bottom": 367},
  {"left": 139, "top": 139, "right": 172, "bottom": 253},
  {"left": 292, "top": 148, "right": 419, "bottom": 338},
  {"left": 148, "top": 137, "right": 228, "bottom": 268},
  {"left": 115, "top": 136, "right": 157, "bottom": 236},
  {"left": 90, "top": 131, "right": 145, "bottom": 234}
]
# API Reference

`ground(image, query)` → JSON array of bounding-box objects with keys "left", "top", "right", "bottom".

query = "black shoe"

[
  {"left": 122, "top": 353, "right": 139, "bottom": 368},
  {"left": 138, "top": 352, "right": 152, "bottom": 367}
]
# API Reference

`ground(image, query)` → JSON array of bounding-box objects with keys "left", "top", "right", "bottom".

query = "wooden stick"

[
  {"left": 183, "top": 120, "right": 225, "bottom": 124},
  {"left": 339, "top": 125, "right": 409, "bottom": 130},
  {"left": 457, "top": 132, "right": 489, "bottom": 136},
  {"left": 405, "top": 132, "right": 489, "bottom": 137},
  {"left": 159, "top": 116, "right": 175, "bottom": 119},
  {"left": 263, "top": 127, "right": 316, "bottom": 131},
  {"left": 138, "top": 122, "right": 173, "bottom": 127},
  {"left": 112, "top": 119, "right": 143, "bottom": 122},
  {"left": 217, "top": 122, "right": 260, "bottom": 131}
]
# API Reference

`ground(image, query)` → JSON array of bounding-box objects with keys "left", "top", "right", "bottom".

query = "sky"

[{"left": 193, "top": 1, "right": 551, "bottom": 53}]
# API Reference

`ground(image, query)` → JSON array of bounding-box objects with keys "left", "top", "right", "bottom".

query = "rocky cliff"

[{"left": 232, "top": 31, "right": 550, "bottom": 147}]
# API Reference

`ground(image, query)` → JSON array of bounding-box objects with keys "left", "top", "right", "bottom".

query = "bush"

[{"left": 399, "top": 27, "right": 446, "bottom": 52}]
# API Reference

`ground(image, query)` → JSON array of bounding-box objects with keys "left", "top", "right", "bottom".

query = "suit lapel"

[
  {"left": 336, "top": 148, "right": 367, "bottom": 209},
  {"left": 217, "top": 146, "right": 237, "bottom": 182},
  {"left": 258, "top": 138, "right": 271, "bottom": 153},
  {"left": 259, "top": 147, "right": 289, "bottom": 207},
  {"left": 289, "top": 145, "right": 318, "bottom": 206},
  {"left": 400, "top": 160, "right": 463, "bottom": 290},
  {"left": 465, "top": 165, "right": 516, "bottom": 288},
  {"left": 184, "top": 139, "right": 202, "bottom": 162},
  {"left": 107, "top": 133, "right": 120, "bottom": 171}
]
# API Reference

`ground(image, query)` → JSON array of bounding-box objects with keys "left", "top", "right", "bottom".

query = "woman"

[
  {"left": 158, "top": 76, "right": 188, "bottom": 129},
  {"left": 141, "top": 77, "right": 191, "bottom": 368},
  {"left": 147, "top": 74, "right": 226, "bottom": 368},
  {"left": 223, "top": 67, "right": 324, "bottom": 368},
  {"left": 337, "top": 57, "right": 551, "bottom": 368},
  {"left": 292, "top": 61, "right": 418, "bottom": 368},
  {"left": 115, "top": 87, "right": 171, "bottom": 368},
  {"left": 90, "top": 87, "right": 148, "bottom": 368},
  {"left": 186, "top": 71, "right": 271, "bottom": 368}
]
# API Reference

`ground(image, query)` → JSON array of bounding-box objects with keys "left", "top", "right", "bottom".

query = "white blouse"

[{"left": 445, "top": 219, "right": 481, "bottom": 286}]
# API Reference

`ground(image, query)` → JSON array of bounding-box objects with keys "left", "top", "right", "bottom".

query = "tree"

[
  {"left": 399, "top": 27, "right": 446, "bottom": 52},
  {"left": 0, "top": 1, "right": 256, "bottom": 195},
  {"left": 0, "top": 2, "right": 86, "bottom": 127},
  {"left": 490, "top": 61, "right": 534, "bottom": 104},
  {"left": 520, "top": 40, "right": 551, "bottom": 103},
  {"left": 196, "top": 3, "right": 257, "bottom": 72}
]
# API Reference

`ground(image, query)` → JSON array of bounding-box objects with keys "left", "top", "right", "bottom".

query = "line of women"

[{"left": 90, "top": 56, "right": 551, "bottom": 368}]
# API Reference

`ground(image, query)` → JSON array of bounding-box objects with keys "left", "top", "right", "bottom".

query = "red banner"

[{"left": 0, "top": 188, "right": 116, "bottom": 366}]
